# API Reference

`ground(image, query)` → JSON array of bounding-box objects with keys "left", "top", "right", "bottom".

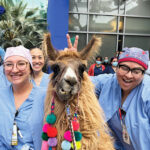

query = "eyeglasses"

[
  {"left": 118, "top": 64, "right": 145, "bottom": 75},
  {"left": 4, "top": 61, "right": 29, "bottom": 71}
]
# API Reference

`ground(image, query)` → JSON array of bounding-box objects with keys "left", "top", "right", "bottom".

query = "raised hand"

[{"left": 64, "top": 34, "right": 79, "bottom": 51}]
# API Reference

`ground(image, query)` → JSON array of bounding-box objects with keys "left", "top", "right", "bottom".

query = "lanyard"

[
  {"left": 119, "top": 108, "right": 122, "bottom": 120},
  {"left": 119, "top": 108, "right": 130, "bottom": 145},
  {"left": 15, "top": 111, "right": 23, "bottom": 138},
  {"left": 119, "top": 108, "right": 123, "bottom": 125},
  {"left": 11, "top": 111, "right": 23, "bottom": 146}
]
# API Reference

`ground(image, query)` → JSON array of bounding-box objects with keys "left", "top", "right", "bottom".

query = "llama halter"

[{"left": 41, "top": 92, "right": 82, "bottom": 150}]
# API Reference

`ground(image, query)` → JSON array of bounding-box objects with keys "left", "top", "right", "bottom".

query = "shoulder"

[
  {"left": 0, "top": 86, "right": 13, "bottom": 109},
  {"left": 140, "top": 75, "right": 150, "bottom": 102},
  {"left": 43, "top": 72, "right": 50, "bottom": 77},
  {"left": 140, "top": 79, "right": 150, "bottom": 117},
  {"left": 143, "top": 74, "right": 150, "bottom": 85},
  {"left": 145, "top": 61, "right": 150, "bottom": 75},
  {"left": 89, "top": 64, "right": 96, "bottom": 68},
  {"left": 0, "top": 86, "right": 11, "bottom": 96},
  {"left": 42, "top": 73, "right": 50, "bottom": 80},
  {"left": 0, "top": 67, "right": 11, "bottom": 88}
]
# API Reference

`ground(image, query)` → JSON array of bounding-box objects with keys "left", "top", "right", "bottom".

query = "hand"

[{"left": 64, "top": 34, "right": 79, "bottom": 51}]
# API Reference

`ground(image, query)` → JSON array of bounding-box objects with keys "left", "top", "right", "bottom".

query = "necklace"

[{"left": 41, "top": 93, "right": 82, "bottom": 150}]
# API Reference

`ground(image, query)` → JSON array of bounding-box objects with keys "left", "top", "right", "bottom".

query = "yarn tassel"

[
  {"left": 41, "top": 141, "right": 49, "bottom": 150},
  {"left": 66, "top": 104, "right": 77, "bottom": 150}
]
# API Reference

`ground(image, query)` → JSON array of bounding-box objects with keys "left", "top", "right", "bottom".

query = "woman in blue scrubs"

[
  {"left": 30, "top": 48, "right": 50, "bottom": 88},
  {"left": 0, "top": 46, "right": 46, "bottom": 150},
  {"left": 91, "top": 47, "right": 150, "bottom": 150}
]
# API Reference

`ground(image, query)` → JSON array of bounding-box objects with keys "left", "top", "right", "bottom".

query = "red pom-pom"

[
  {"left": 47, "top": 127, "right": 57, "bottom": 137},
  {"left": 72, "top": 121, "right": 79, "bottom": 131}
]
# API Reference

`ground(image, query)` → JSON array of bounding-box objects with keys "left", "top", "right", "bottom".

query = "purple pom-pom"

[{"left": 48, "top": 137, "right": 57, "bottom": 147}]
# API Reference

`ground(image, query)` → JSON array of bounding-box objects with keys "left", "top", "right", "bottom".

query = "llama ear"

[
  {"left": 79, "top": 36, "right": 102, "bottom": 60},
  {"left": 43, "top": 33, "right": 59, "bottom": 61}
]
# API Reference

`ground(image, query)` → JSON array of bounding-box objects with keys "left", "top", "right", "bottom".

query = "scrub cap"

[
  {"left": 118, "top": 47, "right": 149, "bottom": 70},
  {"left": 4, "top": 45, "right": 32, "bottom": 66}
]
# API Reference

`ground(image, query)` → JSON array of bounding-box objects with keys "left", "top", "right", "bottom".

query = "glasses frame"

[
  {"left": 4, "top": 61, "right": 29, "bottom": 71},
  {"left": 118, "top": 64, "right": 145, "bottom": 75}
]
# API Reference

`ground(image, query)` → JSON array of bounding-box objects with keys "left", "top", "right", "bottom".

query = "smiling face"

[
  {"left": 30, "top": 48, "right": 45, "bottom": 73},
  {"left": 4, "top": 56, "right": 31, "bottom": 86},
  {"left": 116, "top": 61, "right": 145, "bottom": 94}
]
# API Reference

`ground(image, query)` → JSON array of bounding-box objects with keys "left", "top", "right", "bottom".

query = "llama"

[{"left": 41, "top": 33, "right": 114, "bottom": 150}]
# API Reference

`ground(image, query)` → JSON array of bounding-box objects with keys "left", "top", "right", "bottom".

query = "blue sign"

[{"left": 47, "top": 0, "right": 69, "bottom": 50}]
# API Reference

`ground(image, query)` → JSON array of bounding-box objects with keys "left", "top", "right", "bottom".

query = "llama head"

[{"left": 44, "top": 33, "right": 101, "bottom": 102}]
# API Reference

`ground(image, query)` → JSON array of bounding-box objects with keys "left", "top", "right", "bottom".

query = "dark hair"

[
  {"left": 96, "top": 56, "right": 102, "bottom": 61},
  {"left": 110, "top": 57, "right": 118, "bottom": 64}
]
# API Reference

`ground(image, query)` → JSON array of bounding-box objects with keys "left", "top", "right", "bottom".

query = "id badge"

[
  {"left": 122, "top": 124, "right": 130, "bottom": 145},
  {"left": 11, "top": 122, "right": 18, "bottom": 145}
]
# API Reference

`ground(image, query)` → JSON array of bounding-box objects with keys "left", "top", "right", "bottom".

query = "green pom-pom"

[
  {"left": 74, "top": 131, "right": 82, "bottom": 141},
  {"left": 46, "top": 114, "right": 56, "bottom": 124},
  {"left": 42, "top": 132, "right": 49, "bottom": 141}
]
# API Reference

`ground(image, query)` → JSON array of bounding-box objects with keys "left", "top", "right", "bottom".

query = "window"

[{"left": 69, "top": 0, "right": 150, "bottom": 61}]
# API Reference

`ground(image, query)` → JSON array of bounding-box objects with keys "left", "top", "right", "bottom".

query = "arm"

[{"left": 90, "top": 74, "right": 111, "bottom": 98}]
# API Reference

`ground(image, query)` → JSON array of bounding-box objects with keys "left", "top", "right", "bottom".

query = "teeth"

[
  {"left": 34, "top": 65, "right": 38, "bottom": 66},
  {"left": 124, "top": 79, "right": 132, "bottom": 83}
]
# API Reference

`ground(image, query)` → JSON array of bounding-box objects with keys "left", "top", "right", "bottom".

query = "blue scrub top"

[
  {"left": 31, "top": 73, "right": 50, "bottom": 88},
  {"left": 90, "top": 74, "right": 150, "bottom": 150},
  {"left": 107, "top": 88, "right": 135, "bottom": 150},
  {"left": 0, "top": 85, "right": 46, "bottom": 150},
  {"left": 0, "top": 65, "right": 11, "bottom": 87}
]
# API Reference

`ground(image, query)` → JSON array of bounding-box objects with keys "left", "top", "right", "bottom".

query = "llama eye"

[
  {"left": 78, "top": 64, "right": 86, "bottom": 78},
  {"left": 51, "top": 64, "right": 60, "bottom": 77}
]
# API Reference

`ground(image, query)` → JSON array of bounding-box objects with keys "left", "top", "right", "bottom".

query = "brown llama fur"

[{"left": 43, "top": 33, "right": 114, "bottom": 150}]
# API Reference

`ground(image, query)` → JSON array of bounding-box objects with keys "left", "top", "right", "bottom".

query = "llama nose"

[{"left": 64, "top": 78, "right": 77, "bottom": 86}]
